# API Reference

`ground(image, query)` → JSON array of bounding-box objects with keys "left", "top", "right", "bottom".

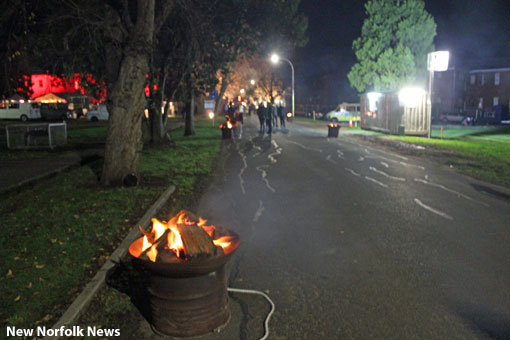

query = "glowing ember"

[{"left": 130, "top": 210, "right": 236, "bottom": 263}]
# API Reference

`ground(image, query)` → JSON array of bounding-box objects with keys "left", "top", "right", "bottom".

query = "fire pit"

[
  {"left": 129, "top": 210, "right": 240, "bottom": 337},
  {"left": 327, "top": 122, "right": 340, "bottom": 137},
  {"left": 219, "top": 120, "right": 233, "bottom": 139}
]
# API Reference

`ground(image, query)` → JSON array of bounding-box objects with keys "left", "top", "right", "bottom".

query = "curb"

[{"left": 44, "top": 184, "right": 176, "bottom": 340}]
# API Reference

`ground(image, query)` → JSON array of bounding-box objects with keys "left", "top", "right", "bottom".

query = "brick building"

[
  {"left": 432, "top": 66, "right": 510, "bottom": 120},
  {"left": 466, "top": 68, "right": 510, "bottom": 114}
]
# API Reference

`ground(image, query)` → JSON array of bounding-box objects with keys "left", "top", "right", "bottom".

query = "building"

[
  {"left": 431, "top": 67, "right": 467, "bottom": 116},
  {"left": 466, "top": 68, "right": 510, "bottom": 115},
  {"left": 431, "top": 66, "right": 510, "bottom": 121}
]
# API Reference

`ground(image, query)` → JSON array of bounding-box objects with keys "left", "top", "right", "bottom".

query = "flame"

[
  {"left": 131, "top": 211, "right": 236, "bottom": 262},
  {"left": 168, "top": 226, "right": 184, "bottom": 258},
  {"left": 227, "top": 121, "right": 233, "bottom": 129},
  {"left": 147, "top": 244, "right": 158, "bottom": 262},
  {"left": 142, "top": 235, "right": 151, "bottom": 252},
  {"left": 213, "top": 236, "right": 234, "bottom": 249}
]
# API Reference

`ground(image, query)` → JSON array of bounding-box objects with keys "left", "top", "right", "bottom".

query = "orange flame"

[
  {"left": 227, "top": 121, "right": 233, "bottom": 129},
  {"left": 131, "top": 211, "right": 236, "bottom": 262}
]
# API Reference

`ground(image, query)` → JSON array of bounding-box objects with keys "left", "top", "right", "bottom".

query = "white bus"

[{"left": 0, "top": 101, "right": 41, "bottom": 121}]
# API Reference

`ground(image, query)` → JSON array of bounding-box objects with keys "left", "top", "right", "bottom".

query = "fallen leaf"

[
  {"left": 27, "top": 282, "right": 32, "bottom": 289},
  {"left": 50, "top": 239, "right": 57, "bottom": 243},
  {"left": 35, "top": 264, "right": 45, "bottom": 269},
  {"left": 14, "top": 296, "right": 20, "bottom": 302},
  {"left": 6, "top": 269, "right": 13, "bottom": 278},
  {"left": 14, "top": 256, "right": 20, "bottom": 261},
  {"left": 58, "top": 241, "right": 64, "bottom": 245}
]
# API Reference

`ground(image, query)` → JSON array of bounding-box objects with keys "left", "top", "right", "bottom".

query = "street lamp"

[
  {"left": 250, "top": 79, "right": 255, "bottom": 86},
  {"left": 270, "top": 53, "right": 294, "bottom": 119},
  {"left": 427, "top": 51, "right": 450, "bottom": 138}
]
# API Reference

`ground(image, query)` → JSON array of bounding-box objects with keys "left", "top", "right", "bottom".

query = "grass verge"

[
  {"left": 386, "top": 126, "right": 510, "bottom": 187},
  {"left": 0, "top": 119, "right": 221, "bottom": 333}
]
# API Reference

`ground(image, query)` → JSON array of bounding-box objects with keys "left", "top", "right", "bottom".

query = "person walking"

[
  {"left": 235, "top": 104, "right": 244, "bottom": 138},
  {"left": 265, "top": 101, "right": 273, "bottom": 134},
  {"left": 257, "top": 102, "right": 266, "bottom": 133},
  {"left": 277, "top": 104, "right": 286, "bottom": 128},
  {"left": 271, "top": 101, "right": 278, "bottom": 128}
]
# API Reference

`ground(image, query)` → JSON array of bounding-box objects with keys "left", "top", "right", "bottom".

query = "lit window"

[
  {"left": 495, "top": 72, "right": 500, "bottom": 85},
  {"left": 493, "top": 97, "right": 499, "bottom": 106},
  {"left": 470, "top": 75, "right": 475, "bottom": 85}
]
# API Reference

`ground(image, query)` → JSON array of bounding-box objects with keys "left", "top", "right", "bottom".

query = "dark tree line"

[{"left": 0, "top": 0, "right": 307, "bottom": 186}]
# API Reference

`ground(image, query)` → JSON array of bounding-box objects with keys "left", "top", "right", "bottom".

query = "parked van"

[
  {"left": 86, "top": 104, "right": 109, "bottom": 121},
  {"left": 0, "top": 101, "right": 41, "bottom": 121}
]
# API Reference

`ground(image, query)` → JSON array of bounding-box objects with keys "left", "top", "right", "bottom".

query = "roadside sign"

[
  {"left": 204, "top": 100, "right": 215, "bottom": 110},
  {"left": 210, "top": 90, "right": 217, "bottom": 100}
]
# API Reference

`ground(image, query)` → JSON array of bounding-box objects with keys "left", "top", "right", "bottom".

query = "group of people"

[
  {"left": 223, "top": 99, "right": 287, "bottom": 138},
  {"left": 256, "top": 101, "right": 286, "bottom": 134}
]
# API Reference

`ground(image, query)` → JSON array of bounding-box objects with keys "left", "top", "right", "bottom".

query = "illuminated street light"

[
  {"left": 250, "top": 79, "right": 255, "bottom": 85},
  {"left": 427, "top": 51, "right": 450, "bottom": 138},
  {"left": 270, "top": 53, "right": 294, "bottom": 119},
  {"left": 240, "top": 88, "right": 245, "bottom": 94}
]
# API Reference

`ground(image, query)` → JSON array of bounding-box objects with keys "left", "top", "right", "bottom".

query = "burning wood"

[{"left": 130, "top": 210, "right": 236, "bottom": 263}]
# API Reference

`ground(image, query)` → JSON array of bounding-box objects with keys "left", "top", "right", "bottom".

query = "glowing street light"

[
  {"left": 270, "top": 53, "right": 294, "bottom": 119},
  {"left": 240, "top": 88, "right": 245, "bottom": 94},
  {"left": 250, "top": 79, "right": 255, "bottom": 86},
  {"left": 427, "top": 51, "right": 450, "bottom": 138}
]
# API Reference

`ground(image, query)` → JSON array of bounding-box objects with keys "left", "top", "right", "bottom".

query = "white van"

[
  {"left": 0, "top": 101, "right": 41, "bottom": 121},
  {"left": 86, "top": 104, "right": 109, "bottom": 121}
]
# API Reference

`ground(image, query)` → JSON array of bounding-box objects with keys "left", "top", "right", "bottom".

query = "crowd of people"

[
  {"left": 224, "top": 99, "right": 287, "bottom": 138},
  {"left": 255, "top": 100, "right": 286, "bottom": 134}
]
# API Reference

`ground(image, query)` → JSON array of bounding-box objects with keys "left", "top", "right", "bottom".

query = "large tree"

[{"left": 348, "top": 0, "right": 436, "bottom": 92}]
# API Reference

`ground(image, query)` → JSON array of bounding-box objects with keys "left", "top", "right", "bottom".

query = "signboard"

[
  {"left": 210, "top": 90, "right": 217, "bottom": 100},
  {"left": 427, "top": 51, "right": 449, "bottom": 72},
  {"left": 204, "top": 100, "right": 215, "bottom": 110}
]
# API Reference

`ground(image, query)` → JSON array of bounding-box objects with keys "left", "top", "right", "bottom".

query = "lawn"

[
  {"left": 0, "top": 119, "right": 221, "bottom": 331},
  {"left": 389, "top": 126, "right": 510, "bottom": 187}
]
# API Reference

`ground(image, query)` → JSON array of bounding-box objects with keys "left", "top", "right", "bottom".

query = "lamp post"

[
  {"left": 427, "top": 51, "right": 450, "bottom": 138},
  {"left": 270, "top": 53, "right": 294, "bottom": 119}
]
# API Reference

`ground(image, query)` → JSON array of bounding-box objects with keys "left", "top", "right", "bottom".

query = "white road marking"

[
  {"left": 326, "top": 155, "right": 337, "bottom": 164},
  {"left": 256, "top": 165, "right": 276, "bottom": 192},
  {"left": 380, "top": 161, "right": 389, "bottom": 168},
  {"left": 344, "top": 167, "right": 361, "bottom": 177},
  {"left": 414, "top": 178, "right": 489, "bottom": 207},
  {"left": 358, "top": 156, "right": 365, "bottom": 161},
  {"left": 400, "top": 161, "right": 426, "bottom": 170},
  {"left": 365, "top": 176, "right": 389, "bottom": 188},
  {"left": 253, "top": 200, "right": 265, "bottom": 223},
  {"left": 414, "top": 198, "right": 453, "bottom": 220},
  {"left": 268, "top": 140, "right": 282, "bottom": 164},
  {"left": 364, "top": 148, "right": 370, "bottom": 154},
  {"left": 236, "top": 144, "right": 248, "bottom": 194},
  {"left": 369, "top": 166, "right": 406, "bottom": 181},
  {"left": 287, "top": 140, "right": 323, "bottom": 153},
  {"left": 337, "top": 149, "right": 345, "bottom": 159}
]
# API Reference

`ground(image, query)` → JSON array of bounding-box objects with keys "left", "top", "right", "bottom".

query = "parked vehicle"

[
  {"left": 0, "top": 101, "right": 41, "bottom": 121},
  {"left": 86, "top": 104, "right": 109, "bottom": 121},
  {"left": 438, "top": 112, "right": 473, "bottom": 125},
  {"left": 40, "top": 103, "right": 72, "bottom": 120},
  {"left": 326, "top": 107, "right": 360, "bottom": 123}
]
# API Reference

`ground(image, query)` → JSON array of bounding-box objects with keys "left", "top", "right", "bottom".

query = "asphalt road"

[{"left": 186, "top": 116, "right": 510, "bottom": 340}]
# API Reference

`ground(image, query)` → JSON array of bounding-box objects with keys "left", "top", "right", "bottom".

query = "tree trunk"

[
  {"left": 184, "top": 90, "right": 195, "bottom": 136},
  {"left": 101, "top": 0, "right": 155, "bottom": 186},
  {"left": 214, "top": 71, "right": 229, "bottom": 116}
]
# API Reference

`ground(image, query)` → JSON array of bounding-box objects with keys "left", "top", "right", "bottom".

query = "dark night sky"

[{"left": 290, "top": 0, "right": 510, "bottom": 103}]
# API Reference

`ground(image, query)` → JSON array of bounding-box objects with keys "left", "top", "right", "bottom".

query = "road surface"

[{"left": 192, "top": 116, "right": 510, "bottom": 340}]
